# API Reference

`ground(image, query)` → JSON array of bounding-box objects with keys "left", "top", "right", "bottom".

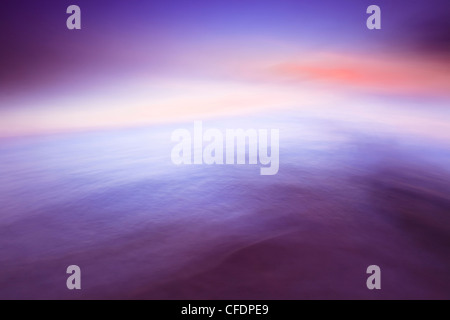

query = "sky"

[
  {"left": 0, "top": 0, "right": 450, "bottom": 300},
  {"left": 0, "top": 0, "right": 449, "bottom": 137}
]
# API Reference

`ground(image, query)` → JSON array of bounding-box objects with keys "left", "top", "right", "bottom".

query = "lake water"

[{"left": 0, "top": 113, "right": 449, "bottom": 299}]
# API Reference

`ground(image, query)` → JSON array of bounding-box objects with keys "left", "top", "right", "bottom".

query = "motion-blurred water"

[{"left": 0, "top": 113, "right": 449, "bottom": 299}]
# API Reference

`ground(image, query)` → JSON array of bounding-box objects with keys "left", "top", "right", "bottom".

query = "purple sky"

[{"left": 0, "top": 0, "right": 449, "bottom": 136}]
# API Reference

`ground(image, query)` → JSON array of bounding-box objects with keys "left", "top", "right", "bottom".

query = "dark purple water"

[{"left": 0, "top": 115, "right": 449, "bottom": 299}]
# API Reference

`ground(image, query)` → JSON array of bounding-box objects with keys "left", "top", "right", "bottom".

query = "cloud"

[{"left": 264, "top": 52, "right": 450, "bottom": 97}]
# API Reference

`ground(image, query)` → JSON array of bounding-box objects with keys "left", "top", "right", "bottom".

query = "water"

[{"left": 0, "top": 114, "right": 449, "bottom": 299}]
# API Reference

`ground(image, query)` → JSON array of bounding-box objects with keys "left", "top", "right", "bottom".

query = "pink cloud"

[{"left": 263, "top": 52, "right": 450, "bottom": 97}]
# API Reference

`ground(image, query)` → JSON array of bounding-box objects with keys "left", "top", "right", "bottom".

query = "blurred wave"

[{"left": 0, "top": 114, "right": 449, "bottom": 299}]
